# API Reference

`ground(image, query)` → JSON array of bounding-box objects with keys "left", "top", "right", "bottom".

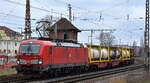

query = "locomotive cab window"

[{"left": 20, "top": 44, "right": 40, "bottom": 54}]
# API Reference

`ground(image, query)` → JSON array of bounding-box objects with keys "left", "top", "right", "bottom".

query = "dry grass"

[
  {"left": 139, "top": 80, "right": 150, "bottom": 83},
  {"left": 136, "top": 78, "right": 150, "bottom": 83},
  {"left": 0, "top": 68, "right": 17, "bottom": 76}
]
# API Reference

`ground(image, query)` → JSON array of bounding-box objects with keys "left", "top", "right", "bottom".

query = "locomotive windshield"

[{"left": 20, "top": 44, "right": 40, "bottom": 54}]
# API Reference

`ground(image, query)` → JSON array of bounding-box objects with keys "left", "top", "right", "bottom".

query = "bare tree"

[
  {"left": 132, "top": 40, "right": 137, "bottom": 47},
  {"left": 140, "top": 37, "right": 144, "bottom": 47},
  {"left": 139, "top": 37, "right": 144, "bottom": 56},
  {"left": 99, "top": 31, "right": 115, "bottom": 46}
]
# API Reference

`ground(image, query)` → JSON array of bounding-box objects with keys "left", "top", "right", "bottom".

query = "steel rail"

[
  {"left": 0, "top": 74, "right": 35, "bottom": 83},
  {"left": 31, "top": 64, "right": 145, "bottom": 83}
]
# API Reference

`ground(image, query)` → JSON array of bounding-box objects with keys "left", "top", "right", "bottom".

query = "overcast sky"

[{"left": 0, "top": 0, "right": 145, "bottom": 45}]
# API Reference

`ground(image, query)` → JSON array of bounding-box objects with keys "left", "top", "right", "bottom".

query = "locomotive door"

[
  {"left": 48, "top": 46, "right": 53, "bottom": 64},
  {"left": 43, "top": 46, "right": 53, "bottom": 65}
]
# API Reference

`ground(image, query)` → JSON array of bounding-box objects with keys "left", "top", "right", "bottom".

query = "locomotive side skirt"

[
  {"left": 16, "top": 62, "right": 88, "bottom": 72},
  {"left": 49, "top": 62, "right": 88, "bottom": 68}
]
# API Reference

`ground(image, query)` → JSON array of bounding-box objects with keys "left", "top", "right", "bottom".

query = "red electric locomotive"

[{"left": 16, "top": 39, "right": 88, "bottom": 74}]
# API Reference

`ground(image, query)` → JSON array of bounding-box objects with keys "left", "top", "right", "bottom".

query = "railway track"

[
  {"left": 0, "top": 64, "right": 145, "bottom": 83},
  {"left": 0, "top": 74, "right": 37, "bottom": 83},
  {"left": 30, "top": 64, "right": 145, "bottom": 83}
]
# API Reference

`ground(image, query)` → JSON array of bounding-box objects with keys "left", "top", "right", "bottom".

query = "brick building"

[{"left": 46, "top": 18, "right": 81, "bottom": 42}]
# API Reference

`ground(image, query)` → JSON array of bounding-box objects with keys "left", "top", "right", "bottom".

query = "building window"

[
  {"left": 15, "top": 42, "right": 17, "bottom": 46},
  {"left": 15, "top": 50, "right": 17, "bottom": 54},
  {"left": 64, "top": 32, "right": 68, "bottom": 40}
]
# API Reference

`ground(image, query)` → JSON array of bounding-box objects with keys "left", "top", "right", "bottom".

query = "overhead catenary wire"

[
  {"left": 3, "top": 0, "right": 141, "bottom": 24},
  {"left": 0, "top": 21, "right": 23, "bottom": 26},
  {"left": 4, "top": 0, "right": 69, "bottom": 17},
  {"left": 0, "top": 21, "right": 35, "bottom": 27},
  {"left": 53, "top": 0, "right": 131, "bottom": 20},
  {"left": 0, "top": 12, "right": 25, "bottom": 20}
]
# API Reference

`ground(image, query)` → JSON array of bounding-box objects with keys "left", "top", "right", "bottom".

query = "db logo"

[{"left": 69, "top": 54, "right": 72, "bottom": 58}]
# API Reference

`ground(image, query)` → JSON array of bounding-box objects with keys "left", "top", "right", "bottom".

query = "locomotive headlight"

[
  {"left": 17, "top": 59, "right": 26, "bottom": 64},
  {"left": 38, "top": 59, "right": 42, "bottom": 64}
]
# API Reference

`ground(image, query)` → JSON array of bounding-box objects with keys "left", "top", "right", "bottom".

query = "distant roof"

[
  {"left": 0, "top": 26, "right": 22, "bottom": 36},
  {"left": 46, "top": 18, "right": 81, "bottom": 32}
]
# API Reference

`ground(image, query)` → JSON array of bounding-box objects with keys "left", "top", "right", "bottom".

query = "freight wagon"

[{"left": 87, "top": 45, "right": 133, "bottom": 69}]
